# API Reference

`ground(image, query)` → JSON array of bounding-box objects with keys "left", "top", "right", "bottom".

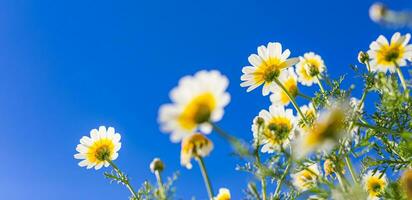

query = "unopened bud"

[
  {"left": 256, "top": 117, "right": 265, "bottom": 126},
  {"left": 150, "top": 157, "right": 164, "bottom": 173},
  {"left": 358, "top": 51, "right": 369, "bottom": 64},
  {"left": 369, "top": 2, "right": 387, "bottom": 22}
]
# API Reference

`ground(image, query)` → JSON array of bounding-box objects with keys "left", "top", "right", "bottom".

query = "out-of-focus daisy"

[
  {"left": 180, "top": 133, "right": 213, "bottom": 169},
  {"left": 294, "top": 103, "right": 348, "bottom": 158},
  {"left": 368, "top": 32, "right": 412, "bottom": 73},
  {"left": 401, "top": 169, "right": 412, "bottom": 199},
  {"left": 362, "top": 170, "right": 387, "bottom": 200},
  {"left": 74, "top": 126, "right": 121, "bottom": 170},
  {"left": 150, "top": 157, "right": 165, "bottom": 173},
  {"left": 369, "top": 3, "right": 387, "bottom": 23},
  {"left": 240, "top": 42, "right": 299, "bottom": 96},
  {"left": 214, "top": 188, "right": 231, "bottom": 200},
  {"left": 296, "top": 52, "right": 326, "bottom": 86},
  {"left": 158, "top": 70, "right": 230, "bottom": 142},
  {"left": 291, "top": 163, "right": 321, "bottom": 192},
  {"left": 270, "top": 67, "right": 298, "bottom": 106},
  {"left": 323, "top": 159, "right": 344, "bottom": 176},
  {"left": 252, "top": 105, "right": 297, "bottom": 153}
]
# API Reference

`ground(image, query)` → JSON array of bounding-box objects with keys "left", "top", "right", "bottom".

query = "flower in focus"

[
  {"left": 362, "top": 170, "right": 387, "bottom": 200},
  {"left": 150, "top": 157, "right": 165, "bottom": 173},
  {"left": 180, "top": 133, "right": 213, "bottom": 169},
  {"left": 74, "top": 126, "right": 121, "bottom": 170},
  {"left": 292, "top": 163, "right": 321, "bottom": 192},
  {"left": 158, "top": 70, "right": 230, "bottom": 142},
  {"left": 214, "top": 188, "right": 231, "bottom": 200},
  {"left": 367, "top": 32, "right": 412, "bottom": 73},
  {"left": 401, "top": 169, "right": 412, "bottom": 199},
  {"left": 240, "top": 42, "right": 299, "bottom": 96},
  {"left": 296, "top": 52, "right": 326, "bottom": 86},
  {"left": 294, "top": 104, "right": 348, "bottom": 158},
  {"left": 253, "top": 105, "right": 297, "bottom": 153},
  {"left": 270, "top": 67, "right": 299, "bottom": 106}
]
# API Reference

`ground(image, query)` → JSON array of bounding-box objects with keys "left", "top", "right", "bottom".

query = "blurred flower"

[
  {"left": 369, "top": 3, "right": 412, "bottom": 28},
  {"left": 323, "top": 159, "right": 344, "bottom": 176},
  {"left": 296, "top": 52, "right": 326, "bottom": 86},
  {"left": 270, "top": 67, "right": 299, "bottom": 106},
  {"left": 401, "top": 169, "right": 412, "bottom": 199},
  {"left": 180, "top": 133, "right": 213, "bottom": 169},
  {"left": 362, "top": 170, "right": 387, "bottom": 200},
  {"left": 291, "top": 163, "right": 321, "bottom": 192},
  {"left": 240, "top": 42, "right": 299, "bottom": 96},
  {"left": 158, "top": 70, "right": 230, "bottom": 142},
  {"left": 369, "top": 3, "right": 387, "bottom": 23},
  {"left": 252, "top": 105, "right": 297, "bottom": 153},
  {"left": 367, "top": 32, "right": 412, "bottom": 73},
  {"left": 74, "top": 126, "right": 121, "bottom": 170},
  {"left": 214, "top": 188, "right": 231, "bottom": 200},
  {"left": 150, "top": 157, "right": 165, "bottom": 173}
]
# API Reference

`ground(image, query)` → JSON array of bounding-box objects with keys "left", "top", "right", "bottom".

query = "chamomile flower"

[
  {"left": 240, "top": 42, "right": 299, "bottom": 96},
  {"left": 296, "top": 52, "right": 326, "bottom": 86},
  {"left": 158, "top": 70, "right": 230, "bottom": 142},
  {"left": 253, "top": 105, "right": 297, "bottom": 153},
  {"left": 214, "top": 188, "right": 231, "bottom": 200},
  {"left": 180, "top": 133, "right": 213, "bottom": 169},
  {"left": 270, "top": 67, "right": 299, "bottom": 106},
  {"left": 291, "top": 163, "right": 321, "bottom": 192},
  {"left": 367, "top": 32, "right": 412, "bottom": 73},
  {"left": 362, "top": 170, "right": 387, "bottom": 200},
  {"left": 74, "top": 126, "right": 121, "bottom": 170},
  {"left": 323, "top": 159, "right": 344, "bottom": 176}
]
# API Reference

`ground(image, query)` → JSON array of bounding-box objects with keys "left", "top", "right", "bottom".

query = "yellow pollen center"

[
  {"left": 254, "top": 58, "right": 287, "bottom": 83},
  {"left": 376, "top": 43, "right": 405, "bottom": 66},
  {"left": 87, "top": 139, "right": 115, "bottom": 163},
  {"left": 280, "top": 78, "right": 298, "bottom": 104},
  {"left": 366, "top": 177, "right": 386, "bottom": 196},
  {"left": 178, "top": 93, "right": 216, "bottom": 131},
  {"left": 264, "top": 117, "right": 292, "bottom": 145}
]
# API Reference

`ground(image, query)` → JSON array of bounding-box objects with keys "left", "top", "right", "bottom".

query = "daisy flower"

[
  {"left": 240, "top": 42, "right": 299, "bottom": 96},
  {"left": 180, "top": 133, "right": 213, "bottom": 169},
  {"left": 74, "top": 126, "right": 121, "bottom": 170},
  {"left": 362, "top": 170, "right": 387, "bottom": 200},
  {"left": 158, "top": 70, "right": 230, "bottom": 142},
  {"left": 252, "top": 105, "right": 297, "bottom": 153},
  {"left": 214, "top": 188, "right": 231, "bottom": 200},
  {"left": 323, "top": 159, "right": 344, "bottom": 176},
  {"left": 367, "top": 32, "right": 412, "bottom": 73},
  {"left": 291, "top": 163, "right": 321, "bottom": 192},
  {"left": 270, "top": 67, "right": 299, "bottom": 106},
  {"left": 296, "top": 52, "right": 326, "bottom": 86}
]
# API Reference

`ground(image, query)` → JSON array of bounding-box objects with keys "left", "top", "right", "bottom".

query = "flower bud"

[
  {"left": 369, "top": 3, "right": 387, "bottom": 23},
  {"left": 150, "top": 157, "right": 165, "bottom": 173},
  {"left": 358, "top": 51, "right": 369, "bottom": 64}
]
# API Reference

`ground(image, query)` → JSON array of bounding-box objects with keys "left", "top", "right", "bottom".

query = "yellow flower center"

[
  {"left": 296, "top": 170, "right": 317, "bottom": 189},
  {"left": 263, "top": 117, "right": 292, "bottom": 145},
  {"left": 305, "top": 110, "right": 345, "bottom": 146},
  {"left": 305, "top": 58, "right": 322, "bottom": 77},
  {"left": 87, "top": 138, "right": 115, "bottom": 163},
  {"left": 280, "top": 77, "right": 298, "bottom": 104},
  {"left": 178, "top": 93, "right": 216, "bottom": 130},
  {"left": 366, "top": 177, "right": 386, "bottom": 197},
  {"left": 181, "top": 134, "right": 212, "bottom": 157},
  {"left": 376, "top": 43, "right": 405, "bottom": 66},
  {"left": 254, "top": 58, "right": 288, "bottom": 83}
]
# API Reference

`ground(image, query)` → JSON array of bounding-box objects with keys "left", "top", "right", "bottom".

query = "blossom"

[
  {"left": 323, "top": 159, "right": 344, "bottom": 176},
  {"left": 150, "top": 158, "right": 165, "bottom": 173},
  {"left": 292, "top": 163, "right": 321, "bottom": 192},
  {"left": 240, "top": 42, "right": 299, "bottom": 96},
  {"left": 369, "top": 3, "right": 387, "bottom": 23},
  {"left": 270, "top": 67, "right": 298, "bottom": 106},
  {"left": 214, "top": 188, "right": 231, "bottom": 200},
  {"left": 180, "top": 133, "right": 213, "bottom": 169},
  {"left": 367, "top": 32, "right": 412, "bottom": 73},
  {"left": 296, "top": 52, "right": 326, "bottom": 86},
  {"left": 158, "top": 70, "right": 230, "bottom": 142},
  {"left": 252, "top": 105, "right": 297, "bottom": 153},
  {"left": 74, "top": 126, "right": 121, "bottom": 170},
  {"left": 362, "top": 170, "right": 387, "bottom": 200},
  {"left": 401, "top": 169, "right": 412, "bottom": 199}
]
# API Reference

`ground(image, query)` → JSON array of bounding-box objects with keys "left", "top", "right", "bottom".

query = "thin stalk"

[
  {"left": 196, "top": 156, "right": 214, "bottom": 199},
  {"left": 254, "top": 124, "right": 267, "bottom": 200},
  {"left": 316, "top": 76, "right": 326, "bottom": 93},
  {"left": 394, "top": 62, "right": 409, "bottom": 97},
  {"left": 345, "top": 156, "right": 358, "bottom": 183},
  {"left": 355, "top": 121, "right": 403, "bottom": 134},
  {"left": 155, "top": 170, "right": 166, "bottom": 199},
  {"left": 247, "top": 183, "right": 262, "bottom": 200},
  {"left": 335, "top": 171, "right": 348, "bottom": 192},
  {"left": 107, "top": 160, "right": 138, "bottom": 198},
  {"left": 365, "top": 60, "right": 371, "bottom": 72},
  {"left": 274, "top": 78, "right": 309, "bottom": 125},
  {"left": 273, "top": 159, "right": 291, "bottom": 198},
  {"left": 298, "top": 92, "right": 312, "bottom": 100}
]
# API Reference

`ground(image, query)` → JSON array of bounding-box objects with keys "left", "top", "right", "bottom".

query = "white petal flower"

[
  {"left": 214, "top": 188, "right": 231, "bottom": 200},
  {"left": 291, "top": 163, "right": 321, "bottom": 192},
  {"left": 180, "top": 133, "right": 213, "bottom": 169},
  {"left": 270, "top": 67, "right": 299, "bottom": 106},
  {"left": 74, "top": 126, "right": 121, "bottom": 170},
  {"left": 158, "top": 70, "right": 230, "bottom": 142},
  {"left": 296, "top": 52, "right": 326, "bottom": 86},
  {"left": 362, "top": 170, "right": 388, "bottom": 200}
]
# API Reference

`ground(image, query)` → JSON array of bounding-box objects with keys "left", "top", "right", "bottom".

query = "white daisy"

[
  {"left": 270, "top": 67, "right": 299, "bottom": 106},
  {"left": 74, "top": 126, "right": 121, "bottom": 170},
  {"left": 368, "top": 32, "right": 412, "bottom": 73},
  {"left": 158, "top": 70, "right": 230, "bottom": 142},
  {"left": 296, "top": 52, "right": 326, "bottom": 86},
  {"left": 214, "top": 188, "right": 231, "bottom": 200},
  {"left": 240, "top": 42, "right": 299, "bottom": 96},
  {"left": 180, "top": 133, "right": 213, "bottom": 169},
  {"left": 362, "top": 170, "right": 388, "bottom": 200},
  {"left": 291, "top": 163, "right": 321, "bottom": 192}
]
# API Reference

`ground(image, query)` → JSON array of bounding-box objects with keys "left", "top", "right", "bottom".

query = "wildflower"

[
  {"left": 150, "top": 158, "right": 165, "bottom": 173},
  {"left": 291, "top": 163, "right": 321, "bottom": 192},
  {"left": 362, "top": 170, "right": 387, "bottom": 200},
  {"left": 367, "top": 32, "right": 412, "bottom": 73},
  {"left": 401, "top": 169, "right": 412, "bottom": 199},
  {"left": 252, "top": 105, "right": 297, "bottom": 153},
  {"left": 296, "top": 52, "right": 326, "bottom": 86},
  {"left": 158, "top": 70, "right": 230, "bottom": 142},
  {"left": 270, "top": 67, "right": 299, "bottom": 106},
  {"left": 240, "top": 42, "right": 299, "bottom": 96},
  {"left": 74, "top": 126, "right": 121, "bottom": 170},
  {"left": 323, "top": 159, "right": 344, "bottom": 176},
  {"left": 369, "top": 3, "right": 387, "bottom": 23},
  {"left": 180, "top": 133, "right": 213, "bottom": 169},
  {"left": 214, "top": 188, "right": 231, "bottom": 200},
  {"left": 358, "top": 51, "right": 370, "bottom": 64}
]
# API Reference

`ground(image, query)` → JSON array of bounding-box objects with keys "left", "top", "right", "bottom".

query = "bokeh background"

[{"left": 1, "top": 0, "right": 411, "bottom": 199}]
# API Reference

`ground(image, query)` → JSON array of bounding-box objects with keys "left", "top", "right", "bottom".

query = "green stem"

[
  {"left": 247, "top": 183, "right": 262, "bottom": 200},
  {"left": 274, "top": 78, "right": 309, "bottom": 125},
  {"left": 395, "top": 62, "right": 409, "bottom": 97},
  {"left": 355, "top": 121, "right": 401, "bottom": 134},
  {"left": 155, "top": 170, "right": 166, "bottom": 199},
  {"left": 274, "top": 159, "right": 291, "bottom": 198},
  {"left": 298, "top": 92, "right": 312, "bottom": 100},
  {"left": 254, "top": 124, "right": 267, "bottom": 200},
  {"left": 196, "top": 156, "right": 214, "bottom": 200},
  {"left": 365, "top": 60, "right": 371, "bottom": 72},
  {"left": 345, "top": 156, "right": 358, "bottom": 183},
  {"left": 335, "top": 170, "right": 348, "bottom": 192},
  {"left": 316, "top": 76, "right": 326, "bottom": 93},
  {"left": 107, "top": 160, "right": 138, "bottom": 198}
]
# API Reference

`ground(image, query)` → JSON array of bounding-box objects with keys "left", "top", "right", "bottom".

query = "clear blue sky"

[{"left": 1, "top": 0, "right": 411, "bottom": 199}]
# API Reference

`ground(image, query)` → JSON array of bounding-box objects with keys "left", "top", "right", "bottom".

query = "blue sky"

[{"left": 1, "top": 0, "right": 411, "bottom": 199}]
